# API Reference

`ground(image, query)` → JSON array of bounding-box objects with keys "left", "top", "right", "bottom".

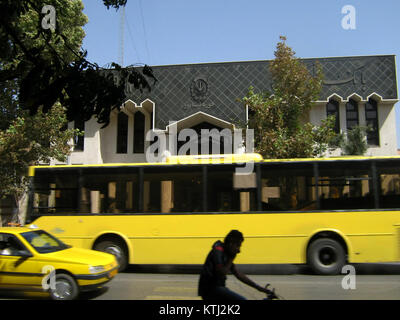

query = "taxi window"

[
  {"left": 0, "top": 233, "right": 26, "bottom": 256},
  {"left": 31, "top": 233, "right": 58, "bottom": 247},
  {"left": 21, "top": 230, "right": 69, "bottom": 253}
]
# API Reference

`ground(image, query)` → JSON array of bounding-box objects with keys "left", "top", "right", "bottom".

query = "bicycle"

[{"left": 264, "top": 284, "right": 284, "bottom": 300}]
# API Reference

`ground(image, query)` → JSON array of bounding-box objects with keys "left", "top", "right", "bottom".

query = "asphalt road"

[
  {"left": 85, "top": 263, "right": 400, "bottom": 300},
  {"left": 2, "top": 263, "right": 400, "bottom": 300}
]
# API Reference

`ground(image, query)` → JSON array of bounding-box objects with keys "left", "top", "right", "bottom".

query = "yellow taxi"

[{"left": 0, "top": 225, "right": 118, "bottom": 300}]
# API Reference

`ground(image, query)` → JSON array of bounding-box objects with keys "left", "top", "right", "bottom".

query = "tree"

[
  {"left": 0, "top": 104, "right": 81, "bottom": 224},
  {"left": 242, "top": 36, "right": 339, "bottom": 211},
  {"left": 243, "top": 36, "right": 337, "bottom": 159},
  {"left": 340, "top": 125, "right": 369, "bottom": 156},
  {"left": 0, "top": 0, "right": 142, "bottom": 224},
  {"left": 1, "top": 0, "right": 87, "bottom": 122},
  {"left": 0, "top": 0, "right": 88, "bottom": 224},
  {"left": 0, "top": 0, "right": 156, "bottom": 128}
]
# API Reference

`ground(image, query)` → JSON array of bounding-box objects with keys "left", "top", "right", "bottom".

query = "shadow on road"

[
  {"left": 0, "top": 287, "right": 110, "bottom": 300},
  {"left": 125, "top": 263, "right": 400, "bottom": 275},
  {"left": 80, "top": 287, "right": 109, "bottom": 300}
]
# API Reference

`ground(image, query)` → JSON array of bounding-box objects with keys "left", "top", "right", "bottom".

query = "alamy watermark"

[
  {"left": 146, "top": 125, "right": 255, "bottom": 174},
  {"left": 341, "top": 265, "right": 356, "bottom": 290},
  {"left": 341, "top": 5, "right": 356, "bottom": 30},
  {"left": 41, "top": 5, "right": 56, "bottom": 32},
  {"left": 41, "top": 265, "right": 56, "bottom": 291}
]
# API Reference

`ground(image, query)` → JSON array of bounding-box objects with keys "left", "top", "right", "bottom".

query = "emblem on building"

[{"left": 190, "top": 76, "right": 208, "bottom": 103}]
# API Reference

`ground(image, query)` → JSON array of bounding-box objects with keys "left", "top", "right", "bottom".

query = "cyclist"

[{"left": 198, "top": 229, "right": 271, "bottom": 300}]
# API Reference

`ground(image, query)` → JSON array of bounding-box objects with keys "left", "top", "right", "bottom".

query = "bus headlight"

[{"left": 89, "top": 265, "right": 105, "bottom": 274}]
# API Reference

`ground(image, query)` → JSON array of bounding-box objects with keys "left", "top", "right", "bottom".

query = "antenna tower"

[{"left": 119, "top": 6, "right": 125, "bottom": 67}]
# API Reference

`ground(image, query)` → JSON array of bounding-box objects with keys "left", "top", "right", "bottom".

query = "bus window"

[
  {"left": 32, "top": 167, "right": 141, "bottom": 214},
  {"left": 260, "top": 162, "right": 316, "bottom": 211},
  {"left": 317, "top": 161, "right": 374, "bottom": 210},
  {"left": 207, "top": 165, "right": 257, "bottom": 212},
  {"left": 143, "top": 166, "right": 203, "bottom": 213},
  {"left": 80, "top": 168, "right": 140, "bottom": 214},
  {"left": 377, "top": 160, "right": 400, "bottom": 209},
  {"left": 33, "top": 170, "right": 79, "bottom": 214}
]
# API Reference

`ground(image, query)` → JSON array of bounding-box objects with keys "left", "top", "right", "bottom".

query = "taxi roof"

[{"left": 0, "top": 227, "right": 36, "bottom": 234}]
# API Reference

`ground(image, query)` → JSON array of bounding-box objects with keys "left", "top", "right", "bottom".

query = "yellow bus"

[{"left": 26, "top": 154, "right": 400, "bottom": 275}]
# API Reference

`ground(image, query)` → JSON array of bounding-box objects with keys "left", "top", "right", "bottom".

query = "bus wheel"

[
  {"left": 94, "top": 240, "right": 128, "bottom": 271},
  {"left": 49, "top": 273, "right": 79, "bottom": 300},
  {"left": 307, "top": 238, "right": 346, "bottom": 275}
]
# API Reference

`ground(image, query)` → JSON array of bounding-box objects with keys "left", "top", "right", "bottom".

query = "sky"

[{"left": 81, "top": 0, "right": 400, "bottom": 147}]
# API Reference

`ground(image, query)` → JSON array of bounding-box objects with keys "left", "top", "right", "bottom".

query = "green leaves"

[
  {"left": 103, "top": 0, "right": 127, "bottom": 10},
  {"left": 0, "top": 0, "right": 156, "bottom": 222},
  {"left": 243, "top": 36, "right": 336, "bottom": 159},
  {"left": 0, "top": 105, "right": 78, "bottom": 200},
  {"left": 340, "top": 125, "right": 369, "bottom": 156},
  {"left": 1, "top": 0, "right": 156, "bottom": 128}
]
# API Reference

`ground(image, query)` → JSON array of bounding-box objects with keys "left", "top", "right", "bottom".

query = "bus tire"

[
  {"left": 307, "top": 238, "right": 346, "bottom": 275},
  {"left": 94, "top": 240, "right": 128, "bottom": 271},
  {"left": 49, "top": 273, "right": 79, "bottom": 300}
]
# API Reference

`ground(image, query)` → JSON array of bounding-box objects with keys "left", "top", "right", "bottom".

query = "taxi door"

[{"left": 0, "top": 233, "right": 41, "bottom": 289}]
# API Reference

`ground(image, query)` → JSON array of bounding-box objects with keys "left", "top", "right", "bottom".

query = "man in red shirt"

[{"left": 198, "top": 230, "right": 271, "bottom": 300}]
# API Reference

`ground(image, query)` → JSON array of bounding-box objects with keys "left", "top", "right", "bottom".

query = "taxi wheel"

[
  {"left": 94, "top": 240, "right": 128, "bottom": 271},
  {"left": 49, "top": 273, "right": 79, "bottom": 300}
]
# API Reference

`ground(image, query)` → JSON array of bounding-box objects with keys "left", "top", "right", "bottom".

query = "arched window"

[
  {"left": 134, "top": 111, "right": 145, "bottom": 154},
  {"left": 326, "top": 99, "right": 340, "bottom": 133},
  {"left": 365, "top": 98, "right": 379, "bottom": 146},
  {"left": 346, "top": 99, "right": 359, "bottom": 130},
  {"left": 117, "top": 112, "right": 128, "bottom": 154}
]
